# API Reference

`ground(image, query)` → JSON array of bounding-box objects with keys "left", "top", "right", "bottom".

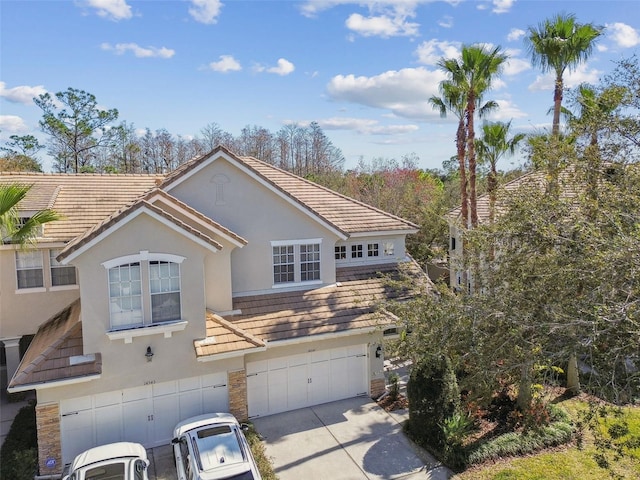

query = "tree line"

[{"left": 1, "top": 91, "right": 345, "bottom": 177}]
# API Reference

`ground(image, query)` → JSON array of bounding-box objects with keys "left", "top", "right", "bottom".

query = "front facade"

[{"left": 1, "top": 147, "right": 427, "bottom": 475}]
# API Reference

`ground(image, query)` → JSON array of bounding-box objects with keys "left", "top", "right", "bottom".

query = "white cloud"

[
  {"left": 0, "top": 115, "right": 28, "bottom": 133},
  {"left": 0, "top": 82, "right": 48, "bottom": 104},
  {"left": 438, "top": 15, "right": 453, "bottom": 28},
  {"left": 528, "top": 63, "right": 603, "bottom": 91},
  {"left": 208, "top": 55, "right": 242, "bottom": 72},
  {"left": 345, "top": 13, "right": 419, "bottom": 37},
  {"left": 317, "top": 117, "right": 419, "bottom": 135},
  {"left": 326, "top": 67, "right": 448, "bottom": 120},
  {"left": 189, "top": 0, "right": 223, "bottom": 25},
  {"left": 86, "top": 0, "right": 132, "bottom": 20},
  {"left": 101, "top": 43, "right": 175, "bottom": 58},
  {"left": 606, "top": 22, "right": 640, "bottom": 48},
  {"left": 502, "top": 50, "right": 530, "bottom": 76},
  {"left": 415, "top": 39, "right": 461, "bottom": 66},
  {"left": 597, "top": 44, "right": 608, "bottom": 52},
  {"left": 485, "top": 99, "right": 527, "bottom": 121},
  {"left": 268, "top": 58, "right": 295, "bottom": 76},
  {"left": 507, "top": 28, "right": 525, "bottom": 42},
  {"left": 492, "top": 0, "right": 514, "bottom": 14}
]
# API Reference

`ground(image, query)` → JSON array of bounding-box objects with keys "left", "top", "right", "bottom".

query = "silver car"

[
  {"left": 63, "top": 441, "right": 149, "bottom": 480},
  {"left": 172, "top": 412, "right": 262, "bottom": 480}
]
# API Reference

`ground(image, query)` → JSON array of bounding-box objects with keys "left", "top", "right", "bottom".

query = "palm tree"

[
  {"left": 525, "top": 13, "right": 603, "bottom": 137},
  {"left": 430, "top": 82, "right": 469, "bottom": 228},
  {"left": 438, "top": 44, "right": 507, "bottom": 227},
  {"left": 0, "top": 183, "right": 61, "bottom": 245},
  {"left": 475, "top": 121, "right": 526, "bottom": 223}
]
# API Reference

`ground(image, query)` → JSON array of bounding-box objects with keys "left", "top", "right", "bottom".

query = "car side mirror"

[
  {"left": 171, "top": 437, "right": 180, "bottom": 445},
  {"left": 240, "top": 423, "right": 250, "bottom": 432}
]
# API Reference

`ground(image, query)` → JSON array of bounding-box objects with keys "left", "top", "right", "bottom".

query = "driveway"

[{"left": 252, "top": 396, "right": 452, "bottom": 480}]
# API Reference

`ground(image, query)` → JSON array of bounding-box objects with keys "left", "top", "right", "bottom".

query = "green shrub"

[
  {"left": 388, "top": 372, "right": 400, "bottom": 401},
  {"left": 466, "top": 421, "right": 575, "bottom": 465},
  {"left": 407, "top": 354, "right": 460, "bottom": 450},
  {"left": 244, "top": 424, "right": 278, "bottom": 480},
  {"left": 0, "top": 401, "right": 38, "bottom": 480}
]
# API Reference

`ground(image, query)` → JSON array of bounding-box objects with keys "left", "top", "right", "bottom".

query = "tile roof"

[
  {"left": 161, "top": 146, "right": 419, "bottom": 236},
  {"left": 0, "top": 173, "right": 163, "bottom": 242},
  {"left": 58, "top": 193, "right": 225, "bottom": 261},
  {"left": 195, "top": 260, "right": 429, "bottom": 359},
  {"left": 12, "top": 260, "right": 429, "bottom": 380},
  {"left": 446, "top": 169, "right": 581, "bottom": 224},
  {"left": 9, "top": 299, "right": 102, "bottom": 390}
]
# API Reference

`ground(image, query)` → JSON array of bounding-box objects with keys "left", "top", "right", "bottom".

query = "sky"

[{"left": 1, "top": 0, "right": 639, "bottom": 173}]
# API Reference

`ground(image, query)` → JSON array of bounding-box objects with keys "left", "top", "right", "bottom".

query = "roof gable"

[{"left": 161, "top": 146, "right": 418, "bottom": 238}]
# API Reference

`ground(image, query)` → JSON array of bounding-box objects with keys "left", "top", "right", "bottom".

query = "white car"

[
  {"left": 63, "top": 441, "right": 149, "bottom": 480},
  {"left": 172, "top": 413, "right": 262, "bottom": 480}
]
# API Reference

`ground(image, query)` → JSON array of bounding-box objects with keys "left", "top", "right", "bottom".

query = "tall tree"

[
  {"left": 525, "top": 13, "right": 603, "bottom": 137},
  {"left": 430, "top": 83, "right": 470, "bottom": 228},
  {"left": 475, "top": 121, "right": 525, "bottom": 223},
  {"left": 34, "top": 88, "right": 119, "bottom": 173},
  {"left": 0, "top": 184, "right": 60, "bottom": 245},
  {"left": 438, "top": 45, "right": 507, "bottom": 227}
]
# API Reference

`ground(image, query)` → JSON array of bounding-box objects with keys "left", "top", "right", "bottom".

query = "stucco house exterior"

[{"left": 1, "top": 146, "right": 429, "bottom": 475}]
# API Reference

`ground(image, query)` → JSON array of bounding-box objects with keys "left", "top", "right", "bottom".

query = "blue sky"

[{"left": 1, "top": 0, "right": 639, "bottom": 172}]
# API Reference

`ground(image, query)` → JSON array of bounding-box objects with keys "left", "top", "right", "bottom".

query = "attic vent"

[{"left": 69, "top": 354, "right": 96, "bottom": 366}]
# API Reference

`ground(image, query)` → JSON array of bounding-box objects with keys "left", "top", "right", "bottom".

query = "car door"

[{"left": 173, "top": 437, "right": 194, "bottom": 480}]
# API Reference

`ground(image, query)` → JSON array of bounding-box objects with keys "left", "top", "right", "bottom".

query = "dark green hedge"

[{"left": 0, "top": 401, "right": 38, "bottom": 480}]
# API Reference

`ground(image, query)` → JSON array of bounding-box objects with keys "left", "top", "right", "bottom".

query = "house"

[{"left": 0, "top": 146, "right": 428, "bottom": 475}]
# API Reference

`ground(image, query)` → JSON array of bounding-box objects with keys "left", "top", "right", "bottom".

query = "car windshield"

[
  {"left": 193, "top": 425, "right": 246, "bottom": 472},
  {"left": 82, "top": 461, "right": 125, "bottom": 479}
]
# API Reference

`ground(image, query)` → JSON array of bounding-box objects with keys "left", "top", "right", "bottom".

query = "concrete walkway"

[{"left": 253, "top": 396, "right": 452, "bottom": 480}]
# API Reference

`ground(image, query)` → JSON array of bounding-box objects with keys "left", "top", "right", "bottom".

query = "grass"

[{"left": 453, "top": 396, "right": 640, "bottom": 480}]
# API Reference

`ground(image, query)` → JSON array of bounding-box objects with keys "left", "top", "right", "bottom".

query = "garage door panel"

[
  {"left": 123, "top": 398, "right": 151, "bottom": 445},
  {"left": 95, "top": 404, "right": 122, "bottom": 446},
  {"left": 202, "top": 383, "right": 229, "bottom": 413},
  {"left": 153, "top": 394, "right": 180, "bottom": 445},
  {"left": 247, "top": 344, "right": 369, "bottom": 417},
  {"left": 61, "top": 409, "right": 94, "bottom": 463}
]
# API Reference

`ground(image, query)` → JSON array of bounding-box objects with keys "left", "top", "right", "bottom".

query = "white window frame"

[
  {"left": 335, "top": 239, "right": 397, "bottom": 265},
  {"left": 108, "top": 262, "right": 143, "bottom": 329},
  {"left": 50, "top": 249, "right": 77, "bottom": 288},
  {"left": 367, "top": 242, "right": 380, "bottom": 258},
  {"left": 149, "top": 260, "right": 182, "bottom": 323},
  {"left": 15, "top": 250, "right": 45, "bottom": 291},
  {"left": 271, "top": 239, "right": 322, "bottom": 288},
  {"left": 103, "top": 252, "right": 185, "bottom": 332}
]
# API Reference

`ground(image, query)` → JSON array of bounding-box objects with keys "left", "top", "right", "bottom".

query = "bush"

[
  {"left": 466, "top": 421, "right": 575, "bottom": 465},
  {"left": 0, "top": 401, "right": 38, "bottom": 480},
  {"left": 388, "top": 372, "right": 400, "bottom": 401},
  {"left": 406, "top": 354, "right": 460, "bottom": 450}
]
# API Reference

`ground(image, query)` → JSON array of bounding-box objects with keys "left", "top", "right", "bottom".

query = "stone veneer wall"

[
  {"left": 370, "top": 378, "right": 386, "bottom": 399},
  {"left": 35, "top": 403, "right": 62, "bottom": 475},
  {"left": 228, "top": 369, "right": 248, "bottom": 421}
]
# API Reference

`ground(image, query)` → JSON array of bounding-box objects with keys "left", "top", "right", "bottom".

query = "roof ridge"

[{"left": 205, "top": 310, "right": 266, "bottom": 347}]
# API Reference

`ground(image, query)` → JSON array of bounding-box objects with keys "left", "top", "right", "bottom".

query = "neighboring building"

[{"left": 1, "top": 146, "right": 429, "bottom": 475}]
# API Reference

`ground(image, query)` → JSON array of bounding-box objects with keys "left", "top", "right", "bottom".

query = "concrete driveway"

[{"left": 252, "top": 396, "right": 452, "bottom": 480}]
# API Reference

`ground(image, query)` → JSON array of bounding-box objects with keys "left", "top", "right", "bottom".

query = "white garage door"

[
  {"left": 60, "top": 372, "right": 228, "bottom": 464},
  {"left": 246, "top": 344, "right": 368, "bottom": 418}
]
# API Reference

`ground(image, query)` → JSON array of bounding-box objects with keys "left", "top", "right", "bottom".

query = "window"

[
  {"left": 50, "top": 249, "right": 76, "bottom": 286},
  {"left": 16, "top": 250, "right": 44, "bottom": 289},
  {"left": 149, "top": 261, "right": 181, "bottom": 322},
  {"left": 384, "top": 242, "right": 395, "bottom": 256},
  {"left": 272, "top": 240, "right": 321, "bottom": 285},
  {"left": 351, "top": 244, "right": 363, "bottom": 259},
  {"left": 109, "top": 263, "right": 143, "bottom": 328},
  {"left": 334, "top": 245, "right": 346, "bottom": 260},
  {"left": 451, "top": 237, "right": 456, "bottom": 251},
  {"left": 367, "top": 243, "right": 379, "bottom": 257},
  {"left": 273, "top": 245, "right": 295, "bottom": 283},
  {"left": 300, "top": 244, "right": 320, "bottom": 281}
]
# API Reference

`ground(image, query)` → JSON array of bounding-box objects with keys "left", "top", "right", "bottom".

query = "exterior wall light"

[
  {"left": 375, "top": 345, "right": 382, "bottom": 358},
  {"left": 145, "top": 346, "right": 154, "bottom": 362}
]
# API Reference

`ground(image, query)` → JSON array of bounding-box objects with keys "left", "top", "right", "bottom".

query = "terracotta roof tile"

[
  {"left": 9, "top": 300, "right": 102, "bottom": 389},
  {"left": 195, "top": 260, "right": 429, "bottom": 359},
  {"left": 0, "top": 173, "right": 163, "bottom": 242},
  {"left": 161, "top": 146, "right": 418, "bottom": 236}
]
